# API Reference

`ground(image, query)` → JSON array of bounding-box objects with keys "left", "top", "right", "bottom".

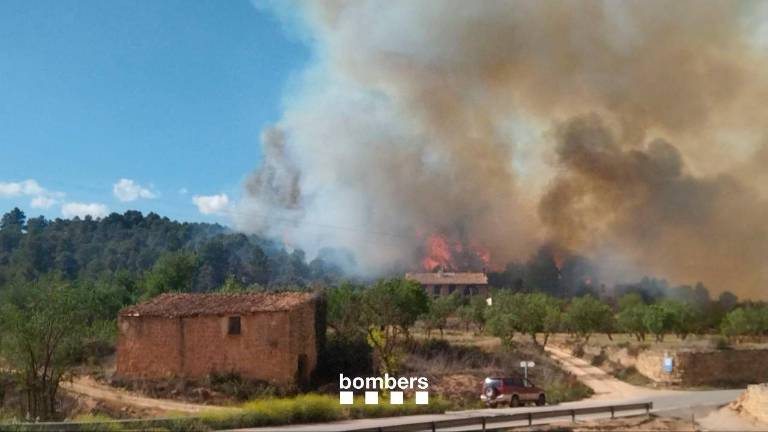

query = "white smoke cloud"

[{"left": 112, "top": 178, "right": 157, "bottom": 202}]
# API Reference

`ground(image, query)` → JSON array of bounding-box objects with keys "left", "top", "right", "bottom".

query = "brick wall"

[{"left": 116, "top": 301, "right": 317, "bottom": 385}]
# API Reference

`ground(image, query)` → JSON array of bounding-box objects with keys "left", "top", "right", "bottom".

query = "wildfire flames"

[{"left": 421, "top": 233, "right": 491, "bottom": 272}]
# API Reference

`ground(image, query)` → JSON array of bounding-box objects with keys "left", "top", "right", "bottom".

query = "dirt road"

[
  {"left": 544, "top": 344, "right": 764, "bottom": 432},
  {"left": 544, "top": 345, "right": 654, "bottom": 400},
  {"left": 61, "top": 376, "right": 233, "bottom": 415}
]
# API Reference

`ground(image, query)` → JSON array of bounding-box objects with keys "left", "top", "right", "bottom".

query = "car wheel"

[
  {"left": 510, "top": 395, "right": 520, "bottom": 407},
  {"left": 536, "top": 394, "right": 546, "bottom": 406}
]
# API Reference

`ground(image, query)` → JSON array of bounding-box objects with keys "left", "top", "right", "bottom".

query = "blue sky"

[{"left": 0, "top": 0, "right": 308, "bottom": 222}]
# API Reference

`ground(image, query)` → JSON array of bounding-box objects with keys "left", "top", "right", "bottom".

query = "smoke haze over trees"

[{"left": 240, "top": 0, "right": 768, "bottom": 298}]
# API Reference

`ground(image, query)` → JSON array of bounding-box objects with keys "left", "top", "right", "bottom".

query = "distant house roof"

[
  {"left": 405, "top": 272, "right": 488, "bottom": 285},
  {"left": 120, "top": 292, "right": 315, "bottom": 318}
]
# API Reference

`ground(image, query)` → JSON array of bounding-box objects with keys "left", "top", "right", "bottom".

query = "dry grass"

[
  {"left": 401, "top": 337, "right": 593, "bottom": 408},
  {"left": 547, "top": 333, "right": 768, "bottom": 351}
]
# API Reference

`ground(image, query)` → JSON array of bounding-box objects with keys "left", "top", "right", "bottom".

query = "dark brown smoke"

[{"left": 540, "top": 115, "right": 768, "bottom": 295}]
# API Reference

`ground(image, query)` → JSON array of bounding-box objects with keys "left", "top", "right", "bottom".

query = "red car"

[{"left": 480, "top": 376, "right": 546, "bottom": 407}]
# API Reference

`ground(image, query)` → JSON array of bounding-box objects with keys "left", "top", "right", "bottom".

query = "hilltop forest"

[{"left": 0, "top": 207, "right": 349, "bottom": 299}]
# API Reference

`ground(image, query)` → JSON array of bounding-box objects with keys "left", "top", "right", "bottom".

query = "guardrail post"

[
  {"left": 528, "top": 412, "right": 533, "bottom": 426},
  {"left": 646, "top": 403, "right": 651, "bottom": 418},
  {"left": 610, "top": 406, "right": 615, "bottom": 418},
  {"left": 431, "top": 421, "right": 436, "bottom": 432},
  {"left": 571, "top": 409, "right": 576, "bottom": 422},
  {"left": 481, "top": 417, "right": 486, "bottom": 431}
]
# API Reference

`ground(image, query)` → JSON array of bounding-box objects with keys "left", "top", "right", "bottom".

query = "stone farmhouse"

[
  {"left": 405, "top": 271, "right": 489, "bottom": 297},
  {"left": 116, "top": 292, "right": 318, "bottom": 386}
]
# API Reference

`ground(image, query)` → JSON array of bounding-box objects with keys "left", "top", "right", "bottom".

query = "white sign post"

[{"left": 520, "top": 361, "right": 535, "bottom": 381}]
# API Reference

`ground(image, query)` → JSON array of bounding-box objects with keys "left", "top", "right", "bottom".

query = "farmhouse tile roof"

[
  {"left": 405, "top": 272, "right": 488, "bottom": 285},
  {"left": 120, "top": 292, "right": 315, "bottom": 318}
]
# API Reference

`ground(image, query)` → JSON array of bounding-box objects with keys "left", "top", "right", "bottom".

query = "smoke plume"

[{"left": 239, "top": 0, "right": 768, "bottom": 297}]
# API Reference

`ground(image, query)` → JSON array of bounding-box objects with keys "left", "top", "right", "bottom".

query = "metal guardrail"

[
  {"left": 352, "top": 401, "right": 653, "bottom": 432},
  {"left": 0, "top": 416, "right": 195, "bottom": 432},
  {"left": 0, "top": 402, "right": 653, "bottom": 432}
]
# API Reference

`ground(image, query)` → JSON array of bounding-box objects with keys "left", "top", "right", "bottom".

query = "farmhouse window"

[{"left": 228, "top": 316, "right": 241, "bottom": 335}]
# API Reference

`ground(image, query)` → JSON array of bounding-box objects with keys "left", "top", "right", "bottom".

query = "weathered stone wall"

[
  {"left": 736, "top": 384, "right": 768, "bottom": 423},
  {"left": 635, "top": 349, "right": 768, "bottom": 386},
  {"left": 116, "top": 301, "right": 317, "bottom": 385},
  {"left": 288, "top": 301, "right": 318, "bottom": 385},
  {"left": 115, "top": 316, "right": 183, "bottom": 379}
]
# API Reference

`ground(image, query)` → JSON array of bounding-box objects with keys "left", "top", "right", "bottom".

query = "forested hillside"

[{"left": 0, "top": 207, "right": 348, "bottom": 296}]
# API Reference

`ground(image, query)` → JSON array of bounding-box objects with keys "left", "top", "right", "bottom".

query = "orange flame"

[
  {"left": 553, "top": 251, "right": 565, "bottom": 271},
  {"left": 421, "top": 233, "right": 454, "bottom": 271},
  {"left": 421, "top": 233, "right": 492, "bottom": 272}
]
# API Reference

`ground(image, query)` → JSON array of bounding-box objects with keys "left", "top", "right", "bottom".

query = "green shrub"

[
  {"left": 68, "top": 414, "right": 124, "bottom": 432},
  {"left": 348, "top": 396, "right": 449, "bottom": 418},
  {"left": 291, "top": 394, "right": 343, "bottom": 422},
  {"left": 544, "top": 376, "right": 593, "bottom": 404},
  {"left": 3, "top": 393, "right": 449, "bottom": 432},
  {"left": 590, "top": 349, "right": 607, "bottom": 366},
  {"left": 194, "top": 393, "right": 447, "bottom": 430},
  {"left": 208, "top": 371, "right": 279, "bottom": 400},
  {"left": 614, "top": 366, "right": 652, "bottom": 386}
]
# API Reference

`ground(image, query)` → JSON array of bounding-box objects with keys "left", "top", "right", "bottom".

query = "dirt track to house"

[
  {"left": 544, "top": 345, "right": 656, "bottom": 400},
  {"left": 61, "top": 376, "right": 234, "bottom": 414}
]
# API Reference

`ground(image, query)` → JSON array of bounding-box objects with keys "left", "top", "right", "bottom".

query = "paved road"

[
  {"left": 232, "top": 391, "right": 741, "bottom": 431},
  {"left": 235, "top": 346, "right": 744, "bottom": 431}
]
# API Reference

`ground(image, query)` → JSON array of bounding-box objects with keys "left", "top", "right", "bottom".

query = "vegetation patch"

[
  {"left": 0, "top": 393, "right": 447, "bottom": 432},
  {"left": 182, "top": 394, "right": 448, "bottom": 431},
  {"left": 613, "top": 366, "right": 653, "bottom": 387},
  {"left": 403, "top": 338, "right": 593, "bottom": 408}
]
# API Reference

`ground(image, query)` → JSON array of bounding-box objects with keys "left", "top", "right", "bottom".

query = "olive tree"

[
  {"left": 362, "top": 278, "right": 429, "bottom": 374},
  {"left": 0, "top": 277, "right": 91, "bottom": 420},
  {"left": 565, "top": 295, "right": 614, "bottom": 342},
  {"left": 423, "top": 293, "right": 460, "bottom": 338}
]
